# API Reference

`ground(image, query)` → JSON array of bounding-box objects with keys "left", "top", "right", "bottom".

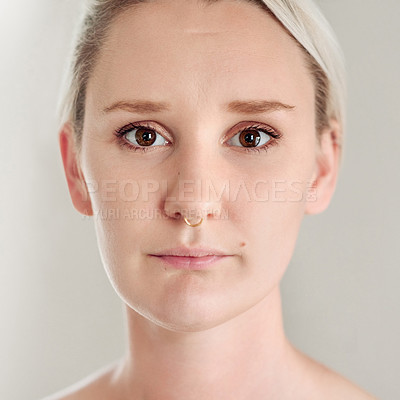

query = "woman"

[{"left": 47, "top": 0, "right": 376, "bottom": 398}]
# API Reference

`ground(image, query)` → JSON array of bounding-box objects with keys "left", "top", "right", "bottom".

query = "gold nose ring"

[{"left": 183, "top": 217, "right": 203, "bottom": 227}]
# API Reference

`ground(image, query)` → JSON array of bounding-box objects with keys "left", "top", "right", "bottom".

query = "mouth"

[{"left": 148, "top": 246, "right": 232, "bottom": 270}]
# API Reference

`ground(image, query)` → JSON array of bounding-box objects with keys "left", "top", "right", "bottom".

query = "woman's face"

[{"left": 79, "top": 0, "right": 322, "bottom": 331}]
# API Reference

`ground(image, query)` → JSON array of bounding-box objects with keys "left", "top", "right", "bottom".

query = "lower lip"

[{"left": 149, "top": 255, "right": 229, "bottom": 270}]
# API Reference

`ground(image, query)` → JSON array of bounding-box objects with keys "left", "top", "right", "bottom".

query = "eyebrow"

[
  {"left": 103, "top": 100, "right": 170, "bottom": 114},
  {"left": 226, "top": 100, "right": 295, "bottom": 114},
  {"left": 103, "top": 99, "right": 295, "bottom": 115}
]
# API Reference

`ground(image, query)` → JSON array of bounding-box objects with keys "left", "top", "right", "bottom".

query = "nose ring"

[{"left": 183, "top": 217, "right": 203, "bottom": 227}]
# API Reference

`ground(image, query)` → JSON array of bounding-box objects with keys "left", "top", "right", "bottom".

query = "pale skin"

[{"left": 52, "top": 0, "right": 376, "bottom": 399}]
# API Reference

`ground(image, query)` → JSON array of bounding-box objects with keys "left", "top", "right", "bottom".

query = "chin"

[
  {"left": 149, "top": 309, "right": 236, "bottom": 333},
  {"left": 131, "top": 288, "right": 262, "bottom": 334}
]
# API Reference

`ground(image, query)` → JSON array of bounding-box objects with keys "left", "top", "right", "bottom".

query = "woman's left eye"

[{"left": 226, "top": 125, "right": 281, "bottom": 152}]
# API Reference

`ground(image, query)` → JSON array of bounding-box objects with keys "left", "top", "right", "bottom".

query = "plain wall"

[{"left": 1, "top": 1, "right": 398, "bottom": 399}]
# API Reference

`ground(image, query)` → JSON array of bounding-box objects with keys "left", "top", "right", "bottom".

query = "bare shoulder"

[
  {"left": 40, "top": 359, "right": 123, "bottom": 400},
  {"left": 317, "top": 366, "right": 378, "bottom": 400},
  {"left": 293, "top": 348, "right": 378, "bottom": 400}
]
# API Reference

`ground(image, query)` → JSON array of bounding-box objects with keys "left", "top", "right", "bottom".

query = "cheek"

[
  {"left": 227, "top": 152, "right": 314, "bottom": 285},
  {"left": 81, "top": 136, "right": 150, "bottom": 213},
  {"left": 235, "top": 182, "right": 307, "bottom": 274},
  {"left": 89, "top": 185, "right": 163, "bottom": 279}
]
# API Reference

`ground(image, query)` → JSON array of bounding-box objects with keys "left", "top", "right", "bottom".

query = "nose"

[{"left": 163, "top": 153, "right": 224, "bottom": 225}]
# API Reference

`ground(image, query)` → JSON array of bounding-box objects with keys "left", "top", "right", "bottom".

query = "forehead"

[{"left": 87, "top": 0, "right": 313, "bottom": 116}]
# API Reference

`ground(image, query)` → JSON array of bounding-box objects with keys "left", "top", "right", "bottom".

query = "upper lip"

[{"left": 150, "top": 246, "right": 230, "bottom": 257}]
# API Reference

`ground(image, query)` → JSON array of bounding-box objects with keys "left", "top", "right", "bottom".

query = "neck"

[{"left": 117, "top": 286, "right": 298, "bottom": 400}]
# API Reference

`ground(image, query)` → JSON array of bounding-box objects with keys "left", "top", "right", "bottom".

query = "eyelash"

[
  {"left": 114, "top": 122, "right": 282, "bottom": 154},
  {"left": 115, "top": 122, "right": 162, "bottom": 153},
  {"left": 234, "top": 124, "right": 281, "bottom": 153}
]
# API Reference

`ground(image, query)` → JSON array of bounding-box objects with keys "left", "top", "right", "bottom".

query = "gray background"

[{"left": 1, "top": 1, "right": 398, "bottom": 399}]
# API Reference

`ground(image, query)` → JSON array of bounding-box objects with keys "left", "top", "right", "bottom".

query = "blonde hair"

[
  {"left": 260, "top": 0, "right": 346, "bottom": 142},
  {"left": 58, "top": 0, "right": 346, "bottom": 150}
]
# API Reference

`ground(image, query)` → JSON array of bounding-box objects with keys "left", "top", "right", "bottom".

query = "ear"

[
  {"left": 305, "top": 119, "right": 341, "bottom": 215},
  {"left": 59, "top": 122, "right": 93, "bottom": 216}
]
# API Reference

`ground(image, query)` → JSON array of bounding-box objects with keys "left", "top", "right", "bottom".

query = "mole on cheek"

[{"left": 240, "top": 242, "right": 246, "bottom": 247}]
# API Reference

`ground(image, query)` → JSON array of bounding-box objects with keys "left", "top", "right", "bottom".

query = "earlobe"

[
  {"left": 59, "top": 122, "right": 93, "bottom": 216},
  {"left": 305, "top": 119, "right": 341, "bottom": 215}
]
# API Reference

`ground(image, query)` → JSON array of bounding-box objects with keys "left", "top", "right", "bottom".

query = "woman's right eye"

[{"left": 115, "top": 123, "right": 170, "bottom": 152}]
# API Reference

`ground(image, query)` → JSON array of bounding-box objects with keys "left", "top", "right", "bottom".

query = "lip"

[
  {"left": 150, "top": 246, "right": 229, "bottom": 257},
  {"left": 150, "top": 255, "right": 229, "bottom": 270},
  {"left": 148, "top": 246, "right": 232, "bottom": 270}
]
